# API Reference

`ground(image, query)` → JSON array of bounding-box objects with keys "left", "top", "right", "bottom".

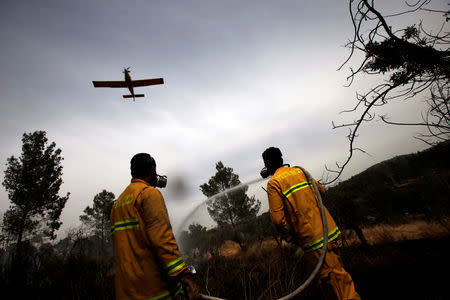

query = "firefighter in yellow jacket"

[
  {"left": 261, "top": 147, "right": 360, "bottom": 300},
  {"left": 110, "top": 153, "right": 198, "bottom": 300}
]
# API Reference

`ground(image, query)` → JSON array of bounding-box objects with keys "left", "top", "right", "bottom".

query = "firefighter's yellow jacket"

[
  {"left": 267, "top": 166, "right": 340, "bottom": 252},
  {"left": 110, "top": 179, "right": 188, "bottom": 300}
]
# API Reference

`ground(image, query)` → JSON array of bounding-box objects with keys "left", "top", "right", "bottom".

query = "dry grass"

[
  {"left": 217, "top": 239, "right": 293, "bottom": 258},
  {"left": 343, "top": 218, "right": 450, "bottom": 246},
  {"left": 195, "top": 244, "right": 313, "bottom": 300},
  {"left": 208, "top": 218, "right": 450, "bottom": 259},
  {"left": 218, "top": 240, "right": 241, "bottom": 257}
]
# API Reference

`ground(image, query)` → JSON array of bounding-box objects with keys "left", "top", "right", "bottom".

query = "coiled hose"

[{"left": 198, "top": 166, "right": 328, "bottom": 300}]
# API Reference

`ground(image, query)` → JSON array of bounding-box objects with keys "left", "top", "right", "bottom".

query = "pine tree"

[
  {"left": 2, "top": 131, "right": 70, "bottom": 262},
  {"left": 200, "top": 161, "right": 260, "bottom": 227},
  {"left": 79, "top": 189, "right": 115, "bottom": 257}
]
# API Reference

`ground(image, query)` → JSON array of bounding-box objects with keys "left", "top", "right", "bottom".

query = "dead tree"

[{"left": 325, "top": 0, "right": 450, "bottom": 185}]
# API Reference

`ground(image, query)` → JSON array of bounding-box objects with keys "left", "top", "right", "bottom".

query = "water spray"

[
  {"left": 176, "top": 177, "right": 267, "bottom": 234},
  {"left": 178, "top": 168, "right": 328, "bottom": 300}
]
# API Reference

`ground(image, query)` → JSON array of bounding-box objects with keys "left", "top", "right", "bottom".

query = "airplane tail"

[{"left": 123, "top": 94, "right": 145, "bottom": 99}]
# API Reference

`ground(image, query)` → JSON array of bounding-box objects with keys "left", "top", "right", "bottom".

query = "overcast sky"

[{"left": 0, "top": 0, "right": 448, "bottom": 235}]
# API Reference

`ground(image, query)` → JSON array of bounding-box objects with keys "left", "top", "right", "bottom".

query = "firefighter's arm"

[
  {"left": 140, "top": 188, "right": 189, "bottom": 278},
  {"left": 267, "top": 181, "right": 290, "bottom": 235}
]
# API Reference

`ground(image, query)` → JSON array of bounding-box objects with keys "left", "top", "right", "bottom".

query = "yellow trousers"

[{"left": 304, "top": 242, "right": 361, "bottom": 300}]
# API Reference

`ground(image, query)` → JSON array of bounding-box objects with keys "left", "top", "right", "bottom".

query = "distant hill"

[{"left": 324, "top": 140, "right": 450, "bottom": 226}]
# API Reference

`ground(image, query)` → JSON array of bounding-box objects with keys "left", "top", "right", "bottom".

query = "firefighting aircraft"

[{"left": 92, "top": 68, "right": 164, "bottom": 101}]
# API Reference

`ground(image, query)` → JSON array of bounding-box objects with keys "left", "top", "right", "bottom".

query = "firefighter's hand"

[{"left": 180, "top": 273, "right": 199, "bottom": 300}]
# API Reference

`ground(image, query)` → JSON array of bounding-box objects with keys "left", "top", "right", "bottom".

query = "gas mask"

[
  {"left": 260, "top": 167, "right": 272, "bottom": 179},
  {"left": 151, "top": 174, "right": 167, "bottom": 188}
]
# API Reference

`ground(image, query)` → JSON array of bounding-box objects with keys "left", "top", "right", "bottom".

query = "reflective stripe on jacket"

[
  {"left": 267, "top": 167, "right": 340, "bottom": 252},
  {"left": 110, "top": 179, "right": 188, "bottom": 300}
]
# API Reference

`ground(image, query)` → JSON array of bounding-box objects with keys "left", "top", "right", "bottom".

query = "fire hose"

[{"left": 196, "top": 166, "right": 329, "bottom": 300}]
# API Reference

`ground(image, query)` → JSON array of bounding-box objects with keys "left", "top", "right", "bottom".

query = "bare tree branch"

[{"left": 323, "top": 0, "right": 449, "bottom": 185}]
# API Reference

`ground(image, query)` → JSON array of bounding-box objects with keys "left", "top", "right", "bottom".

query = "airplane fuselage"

[{"left": 124, "top": 70, "right": 135, "bottom": 98}]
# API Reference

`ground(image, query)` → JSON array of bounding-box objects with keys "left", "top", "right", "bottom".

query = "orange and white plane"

[{"left": 92, "top": 68, "right": 164, "bottom": 101}]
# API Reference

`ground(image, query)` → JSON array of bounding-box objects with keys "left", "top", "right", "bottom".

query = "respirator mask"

[
  {"left": 260, "top": 167, "right": 271, "bottom": 179},
  {"left": 151, "top": 174, "right": 167, "bottom": 188},
  {"left": 147, "top": 155, "right": 167, "bottom": 188}
]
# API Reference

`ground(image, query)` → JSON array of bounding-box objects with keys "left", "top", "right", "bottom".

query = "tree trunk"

[
  {"left": 12, "top": 211, "right": 28, "bottom": 288},
  {"left": 15, "top": 210, "right": 28, "bottom": 262}
]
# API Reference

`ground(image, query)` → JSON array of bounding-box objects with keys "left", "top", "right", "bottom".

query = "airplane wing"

[
  {"left": 92, "top": 81, "right": 128, "bottom": 88},
  {"left": 132, "top": 78, "right": 164, "bottom": 87}
]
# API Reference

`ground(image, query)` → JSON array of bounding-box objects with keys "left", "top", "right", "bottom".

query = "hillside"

[{"left": 325, "top": 140, "right": 450, "bottom": 227}]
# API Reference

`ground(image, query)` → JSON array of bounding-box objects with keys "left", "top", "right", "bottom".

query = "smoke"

[{"left": 169, "top": 174, "right": 187, "bottom": 199}]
